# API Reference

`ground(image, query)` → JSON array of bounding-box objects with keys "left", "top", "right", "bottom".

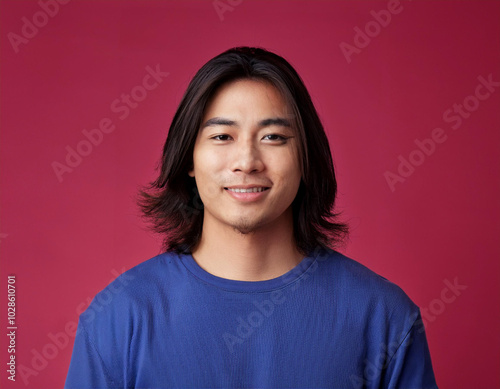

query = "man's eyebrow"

[
  {"left": 201, "top": 117, "right": 292, "bottom": 129},
  {"left": 201, "top": 117, "right": 237, "bottom": 129},
  {"left": 258, "top": 117, "right": 292, "bottom": 128}
]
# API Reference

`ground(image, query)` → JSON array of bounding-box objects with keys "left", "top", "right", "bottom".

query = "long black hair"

[{"left": 137, "top": 46, "right": 348, "bottom": 255}]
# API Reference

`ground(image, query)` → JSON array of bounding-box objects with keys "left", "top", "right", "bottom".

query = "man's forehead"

[{"left": 199, "top": 78, "right": 300, "bottom": 133}]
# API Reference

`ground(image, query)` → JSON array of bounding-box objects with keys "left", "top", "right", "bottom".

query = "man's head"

[
  {"left": 188, "top": 78, "right": 302, "bottom": 237},
  {"left": 138, "top": 46, "right": 347, "bottom": 254}
]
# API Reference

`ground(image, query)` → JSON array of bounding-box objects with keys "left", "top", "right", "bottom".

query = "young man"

[{"left": 65, "top": 47, "right": 437, "bottom": 388}]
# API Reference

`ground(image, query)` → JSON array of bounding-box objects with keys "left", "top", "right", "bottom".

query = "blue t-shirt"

[{"left": 65, "top": 248, "right": 437, "bottom": 388}]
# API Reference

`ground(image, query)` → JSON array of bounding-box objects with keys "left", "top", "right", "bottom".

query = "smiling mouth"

[{"left": 224, "top": 187, "right": 270, "bottom": 193}]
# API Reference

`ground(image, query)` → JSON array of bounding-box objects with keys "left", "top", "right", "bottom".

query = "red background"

[{"left": 1, "top": 1, "right": 499, "bottom": 388}]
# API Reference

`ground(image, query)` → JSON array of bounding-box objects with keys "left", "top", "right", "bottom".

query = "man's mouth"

[{"left": 224, "top": 187, "right": 270, "bottom": 193}]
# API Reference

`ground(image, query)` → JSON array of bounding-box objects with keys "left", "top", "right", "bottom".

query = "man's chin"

[{"left": 231, "top": 218, "right": 262, "bottom": 235}]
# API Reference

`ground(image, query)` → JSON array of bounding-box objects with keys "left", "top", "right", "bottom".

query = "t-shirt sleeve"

[
  {"left": 383, "top": 311, "right": 438, "bottom": 389},
  {"left": 64, "top": 319, "right": 121, "bottom": 389}
]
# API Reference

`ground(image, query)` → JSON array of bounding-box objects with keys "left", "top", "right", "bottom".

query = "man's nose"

[{"left": 230, "top": 139, "right": 264, "bottom": 174}]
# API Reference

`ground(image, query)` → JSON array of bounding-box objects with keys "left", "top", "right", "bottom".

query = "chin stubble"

[{"left": 232, "top": 217, "right": 260, "bottom": 235}]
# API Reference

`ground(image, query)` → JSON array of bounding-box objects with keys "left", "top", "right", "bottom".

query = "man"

[{"left": 65, "top": 47, "right": 437, "bottom": 388}]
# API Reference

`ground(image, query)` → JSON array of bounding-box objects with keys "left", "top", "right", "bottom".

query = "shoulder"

[
  {"left": 78, "top": 251, "right": 183, "bottom": 329},
  {"left": 74, "top": 251, "right": 188, "bottom": 364},
  {"left": 314, "top": 248, "right": 420, "bottom": 326},
  {"left": 96, "top": 252, "right": 172, "bottom": 295},
  {"left": 110, "top": 250, "right": 180, "bottom": 287},
  {"left": 317, "top": 248, "right": 416, "bottom": 301}
]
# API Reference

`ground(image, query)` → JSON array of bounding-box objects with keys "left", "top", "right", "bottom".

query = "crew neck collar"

[{"left": 179, "top": 250, "right": 320, "bottom": 293}]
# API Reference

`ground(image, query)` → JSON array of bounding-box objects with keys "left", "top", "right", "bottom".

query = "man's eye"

[
  {"left": 211, "top": 134, "right": 231, "bottom": 141},
  {"left": 262, "top": 134, "right": 288, "bottom": 142}
]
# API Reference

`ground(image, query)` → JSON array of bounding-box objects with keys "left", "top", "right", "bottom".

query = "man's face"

[{"left": 188, "top": 79, "right": 302, "bottom": 235}]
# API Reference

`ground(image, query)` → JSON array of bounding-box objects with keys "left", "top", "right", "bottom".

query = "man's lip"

[{"left": 224, "top": 185, "right": 270, "bottom": 189}]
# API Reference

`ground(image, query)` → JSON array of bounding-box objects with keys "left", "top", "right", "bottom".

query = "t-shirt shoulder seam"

[
  {"left": 384, "top": 308, "right": 420, "bottom": 367},
  {"left": 78, "top": 320, "right": 124, "bottom": 387}
]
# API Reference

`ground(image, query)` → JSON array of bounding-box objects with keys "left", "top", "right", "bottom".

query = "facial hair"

[{"left": 231, "top": 216, "right": 261, "bottom": 235}]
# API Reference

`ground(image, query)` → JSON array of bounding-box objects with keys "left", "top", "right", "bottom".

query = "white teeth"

[{"left": 227, "top": 187, "right": 267, "bottom": 193}]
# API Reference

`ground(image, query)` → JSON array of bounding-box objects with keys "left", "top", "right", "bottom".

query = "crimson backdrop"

[{"left": 1, "top": 1, "right": 499, "bottom": 388}]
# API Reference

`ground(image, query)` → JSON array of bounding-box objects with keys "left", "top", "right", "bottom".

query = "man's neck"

[{"left": 190, "top": 211, "right": 304, "bottom": 282}]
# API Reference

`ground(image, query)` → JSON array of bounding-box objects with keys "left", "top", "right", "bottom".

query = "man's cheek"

[{"left": 204, "top": 180, "right": 222, "bottom": 199}]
